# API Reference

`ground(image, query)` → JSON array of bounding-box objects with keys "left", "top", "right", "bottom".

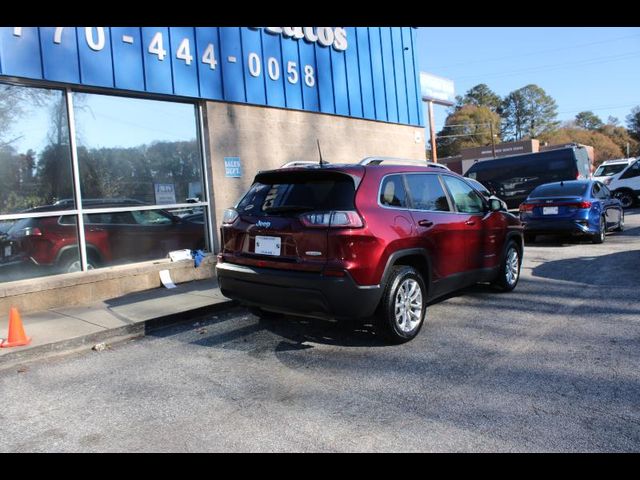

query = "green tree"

[
  {"left": 501, "top": 84, "right": 559, "bottom": 141},
  {"left": 436, "top": 105, "right": 501, "bottom": 157},
  {"left": 626, "top": 106, "right": 640, "bottom": 141},
  {"left": 455, "top": 84, "right": 502, "bottom": 113},
  {"left": 575, "top": 111, "right": 603, "bottom": 130}
]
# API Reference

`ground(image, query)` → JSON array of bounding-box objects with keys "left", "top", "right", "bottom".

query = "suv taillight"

[
  {"left": 299, "top": 210, "right": 363, "bottom": 228},
  {"left": 222, "top": 208, "right": 239, "bottom": 224},
  {"left": 18, "top": 227, "right": 42, "bottom": 237}
]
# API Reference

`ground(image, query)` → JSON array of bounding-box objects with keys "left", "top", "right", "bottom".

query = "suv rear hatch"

[{"left": 220, "top": 168, "right": 363, "bottom": 273}]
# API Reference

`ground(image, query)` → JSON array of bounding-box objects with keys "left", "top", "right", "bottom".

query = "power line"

[
  {"left": 455, "top": 51, "right": 640, "bottom": 81},
  {"left": 556, "top": 102, "right": 640, "bottom": 115},
  {"left": 426, "top": 32, "right": 640, "bottom": 70},
  {"left": 441, "top": 122, "right": 494, "bottom": 128},
  {"left": 437, "top": 133, "right": 492, "bottom": 139}
]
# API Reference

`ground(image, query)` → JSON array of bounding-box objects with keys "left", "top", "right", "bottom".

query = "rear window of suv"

[{"left": 238, "top": 171, "right": 356, "bottom": 216}]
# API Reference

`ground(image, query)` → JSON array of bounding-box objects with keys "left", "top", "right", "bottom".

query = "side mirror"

[{"left": 489, "top": 198, "right": 503, "bottom": 212}]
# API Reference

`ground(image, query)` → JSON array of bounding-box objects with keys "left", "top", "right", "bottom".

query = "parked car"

[
  {"left": 464, "top": 146, "right": 592, "bottom": 210},
  {"left": 2, "top": 200, "right": 205, "bottom": 273},
  {"left": 216, "top": 158, "right": 524, "bottom": 344},
  {"left": 602, "top": 157, "right": 640, "bottom": 208},
  {"left": 518, "top": 180, "right": 623, "bottom": 244}
]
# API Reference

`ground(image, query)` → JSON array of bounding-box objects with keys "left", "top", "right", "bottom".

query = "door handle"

[
  {"left": 418, "top": 220, "right": 433, "bottom": 227},
  {"left": 465, "top": 220, "right": 476, "bottom": 226}
]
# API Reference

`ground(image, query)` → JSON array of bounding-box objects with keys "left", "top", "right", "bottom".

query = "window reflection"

[
  {"left": 0, "top": 84, "right": 74, "bottom": 215},
  {"left": 73, "top": 93, "right": 204, "bottom": 206},
  {"left": 0, "top": 214, "right": 81, "bottom": 281},
  {"left": 0, "top": 83, "right": 208, "bottom": 285},
  {"left": 82, "top": 208, "right": 205, "bottom": 267}
]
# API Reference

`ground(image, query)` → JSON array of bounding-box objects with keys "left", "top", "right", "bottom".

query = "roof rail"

[
  {"left": 279, "top": 161, "right": 329, "bottom": 168},
  {"left": 359, "top": 157, "right": 450, "bottom": 170}
]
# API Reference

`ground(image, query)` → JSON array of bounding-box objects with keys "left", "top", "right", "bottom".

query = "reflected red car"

[{"left": 2, "top": 202, "right": 204, "bottom": 273}]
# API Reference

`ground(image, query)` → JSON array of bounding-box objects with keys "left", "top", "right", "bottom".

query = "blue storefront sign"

[
  {"left": 0, "top": 27, "right": 424, "bottom": 127},
  {"left": 224, "top": 157, "right": 242, "bottom": 178}
]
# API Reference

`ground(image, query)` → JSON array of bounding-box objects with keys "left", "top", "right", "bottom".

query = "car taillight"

[
  {"left": 567, "top": 201, "right": 592, "bottom": 209},
  {"left": 20, "top": 227, "right": 42, "bottom": 237},
  {"left": 299, "top": 210, "right": 363, "bottom": 228},
  {"left": 222, "top": 208, "right": 239, "bottom": 224},
  {"left": 519, "top": 204, "right": 534, "bottom": 213}
]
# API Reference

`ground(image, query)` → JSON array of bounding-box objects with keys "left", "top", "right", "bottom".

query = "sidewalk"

[{"left": 0, "top": 277, "right": 234, "bottom": 370}]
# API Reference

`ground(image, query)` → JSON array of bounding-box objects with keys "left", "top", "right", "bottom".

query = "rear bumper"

[
  {"left": 522, "top": 219, "right": 593, "bottom": 236},
  {"left": 215, "top": 262, "right": 382, "bottom": 320}
]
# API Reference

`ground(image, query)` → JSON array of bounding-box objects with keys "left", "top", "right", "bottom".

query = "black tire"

[
  {"left": 592, "top": 216, "right": 606, "bottom": 244},
  {"left": 375, "top": 266, "right": 427, "bottom": 344},
  {"left": 615, "top": 191, "right": 635, "bottom": 209},
  {"left": 524, "top": 233, "right": 536, "bottom": 244},
  {"left": 491, "top": 241, "right": 521, "bottom": 292}
]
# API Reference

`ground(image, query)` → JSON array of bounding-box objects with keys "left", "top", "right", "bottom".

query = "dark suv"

[{"left": 215, "top": 158, "right": 524, "bottom": 343}]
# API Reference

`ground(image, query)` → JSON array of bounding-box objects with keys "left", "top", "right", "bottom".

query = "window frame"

[
  {"left": 377, "top": 173, "right": 411, "bottom": 210},
  {"left": 0, "top": 80, "right": 213, "bottom": 275},
  {"left": 440, "top": 174, "right": 487, "bottom": 215},
  {"left": 403, "top": 172, "right": 453, "bottom": 213}
]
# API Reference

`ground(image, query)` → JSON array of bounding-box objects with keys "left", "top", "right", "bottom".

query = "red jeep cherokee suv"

[{"left": 216, "top": 158, "right": 524, "bottom": 343}]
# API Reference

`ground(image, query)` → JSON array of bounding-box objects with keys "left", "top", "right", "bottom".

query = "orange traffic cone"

[{"left": 1, "top": 307, "right": 31, "bottom": 348}]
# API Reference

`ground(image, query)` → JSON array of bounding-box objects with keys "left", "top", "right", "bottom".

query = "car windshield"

[
  {"left": 238, "top": 171, "right": 356, "bottom": 216},
  {"left": 530, "top": 183, "right": 588, "bottom": 198},
  {"left": 594, "top": 164, "right": 628, "bottom": 177}
]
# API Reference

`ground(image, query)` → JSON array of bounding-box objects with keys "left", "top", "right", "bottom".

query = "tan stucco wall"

[{"left": 205, "top": 101, "right": 426, "bottom": 244}]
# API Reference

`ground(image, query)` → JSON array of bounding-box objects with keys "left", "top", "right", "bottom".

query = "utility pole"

[
  {"left": 428, "top": 100, "right": 437, "bottom": 163},
  {"left": 490, "top": 122, "right": 496, "bottom": 158}
]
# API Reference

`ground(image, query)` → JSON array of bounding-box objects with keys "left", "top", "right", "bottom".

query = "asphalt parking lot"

[{"left": 1, "top": 209, "right": 639, "bottom": 452}]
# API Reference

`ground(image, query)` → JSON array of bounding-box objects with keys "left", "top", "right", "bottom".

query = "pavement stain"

[{"left": 79, "top": 433, "right": 103, "bottom": 447}]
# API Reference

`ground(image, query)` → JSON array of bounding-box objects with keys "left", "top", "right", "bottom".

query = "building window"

[
  {"left": 73, "top": 92, "right": 204, "bottom": 206},
  {"left": 0, "top": 82, "right": 209, "bottom": 284},
  {"left": 0, "top": 84, "right": 74, "bottom": 214}
]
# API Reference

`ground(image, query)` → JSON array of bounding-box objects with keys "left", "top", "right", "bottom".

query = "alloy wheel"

[
  {"left": 394, "top": 278, "right": 423, "bottom": 334},
  {"left": 505, "top": 247, "right": 520, "bottom": 287}
]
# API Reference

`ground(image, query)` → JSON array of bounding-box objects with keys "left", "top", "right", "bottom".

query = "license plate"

[
  {"left": 543, "top": 206, "right": 558, "bottom": 215},
  {"left": 4, "top": 245, "right": 11, "bottom": 257},
  {"left": 254, "top": 236, "right": 281, "bottom": 256}
]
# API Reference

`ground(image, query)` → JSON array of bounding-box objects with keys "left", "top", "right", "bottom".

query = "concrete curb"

[{"left": 0, "top": 299, "right": 236, "bottom": 372}]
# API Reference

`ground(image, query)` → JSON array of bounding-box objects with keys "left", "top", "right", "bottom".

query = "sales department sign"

[{"left": 0, "top": 27, "right": 423, "bottom": 127}]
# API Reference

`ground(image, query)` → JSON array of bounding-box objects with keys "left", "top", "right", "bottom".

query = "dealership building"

[{"left": 0, "top": 27, "right": 425, "bottom": 313}]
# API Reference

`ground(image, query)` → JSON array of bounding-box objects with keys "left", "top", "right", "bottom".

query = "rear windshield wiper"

[{"left": 262, "top": 205, "right": 315, "bottom": 213}]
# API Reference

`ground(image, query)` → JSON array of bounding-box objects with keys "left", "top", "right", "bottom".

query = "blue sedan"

[{"left": 519, "top": 180, "right": 624, "bottom": 244}]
